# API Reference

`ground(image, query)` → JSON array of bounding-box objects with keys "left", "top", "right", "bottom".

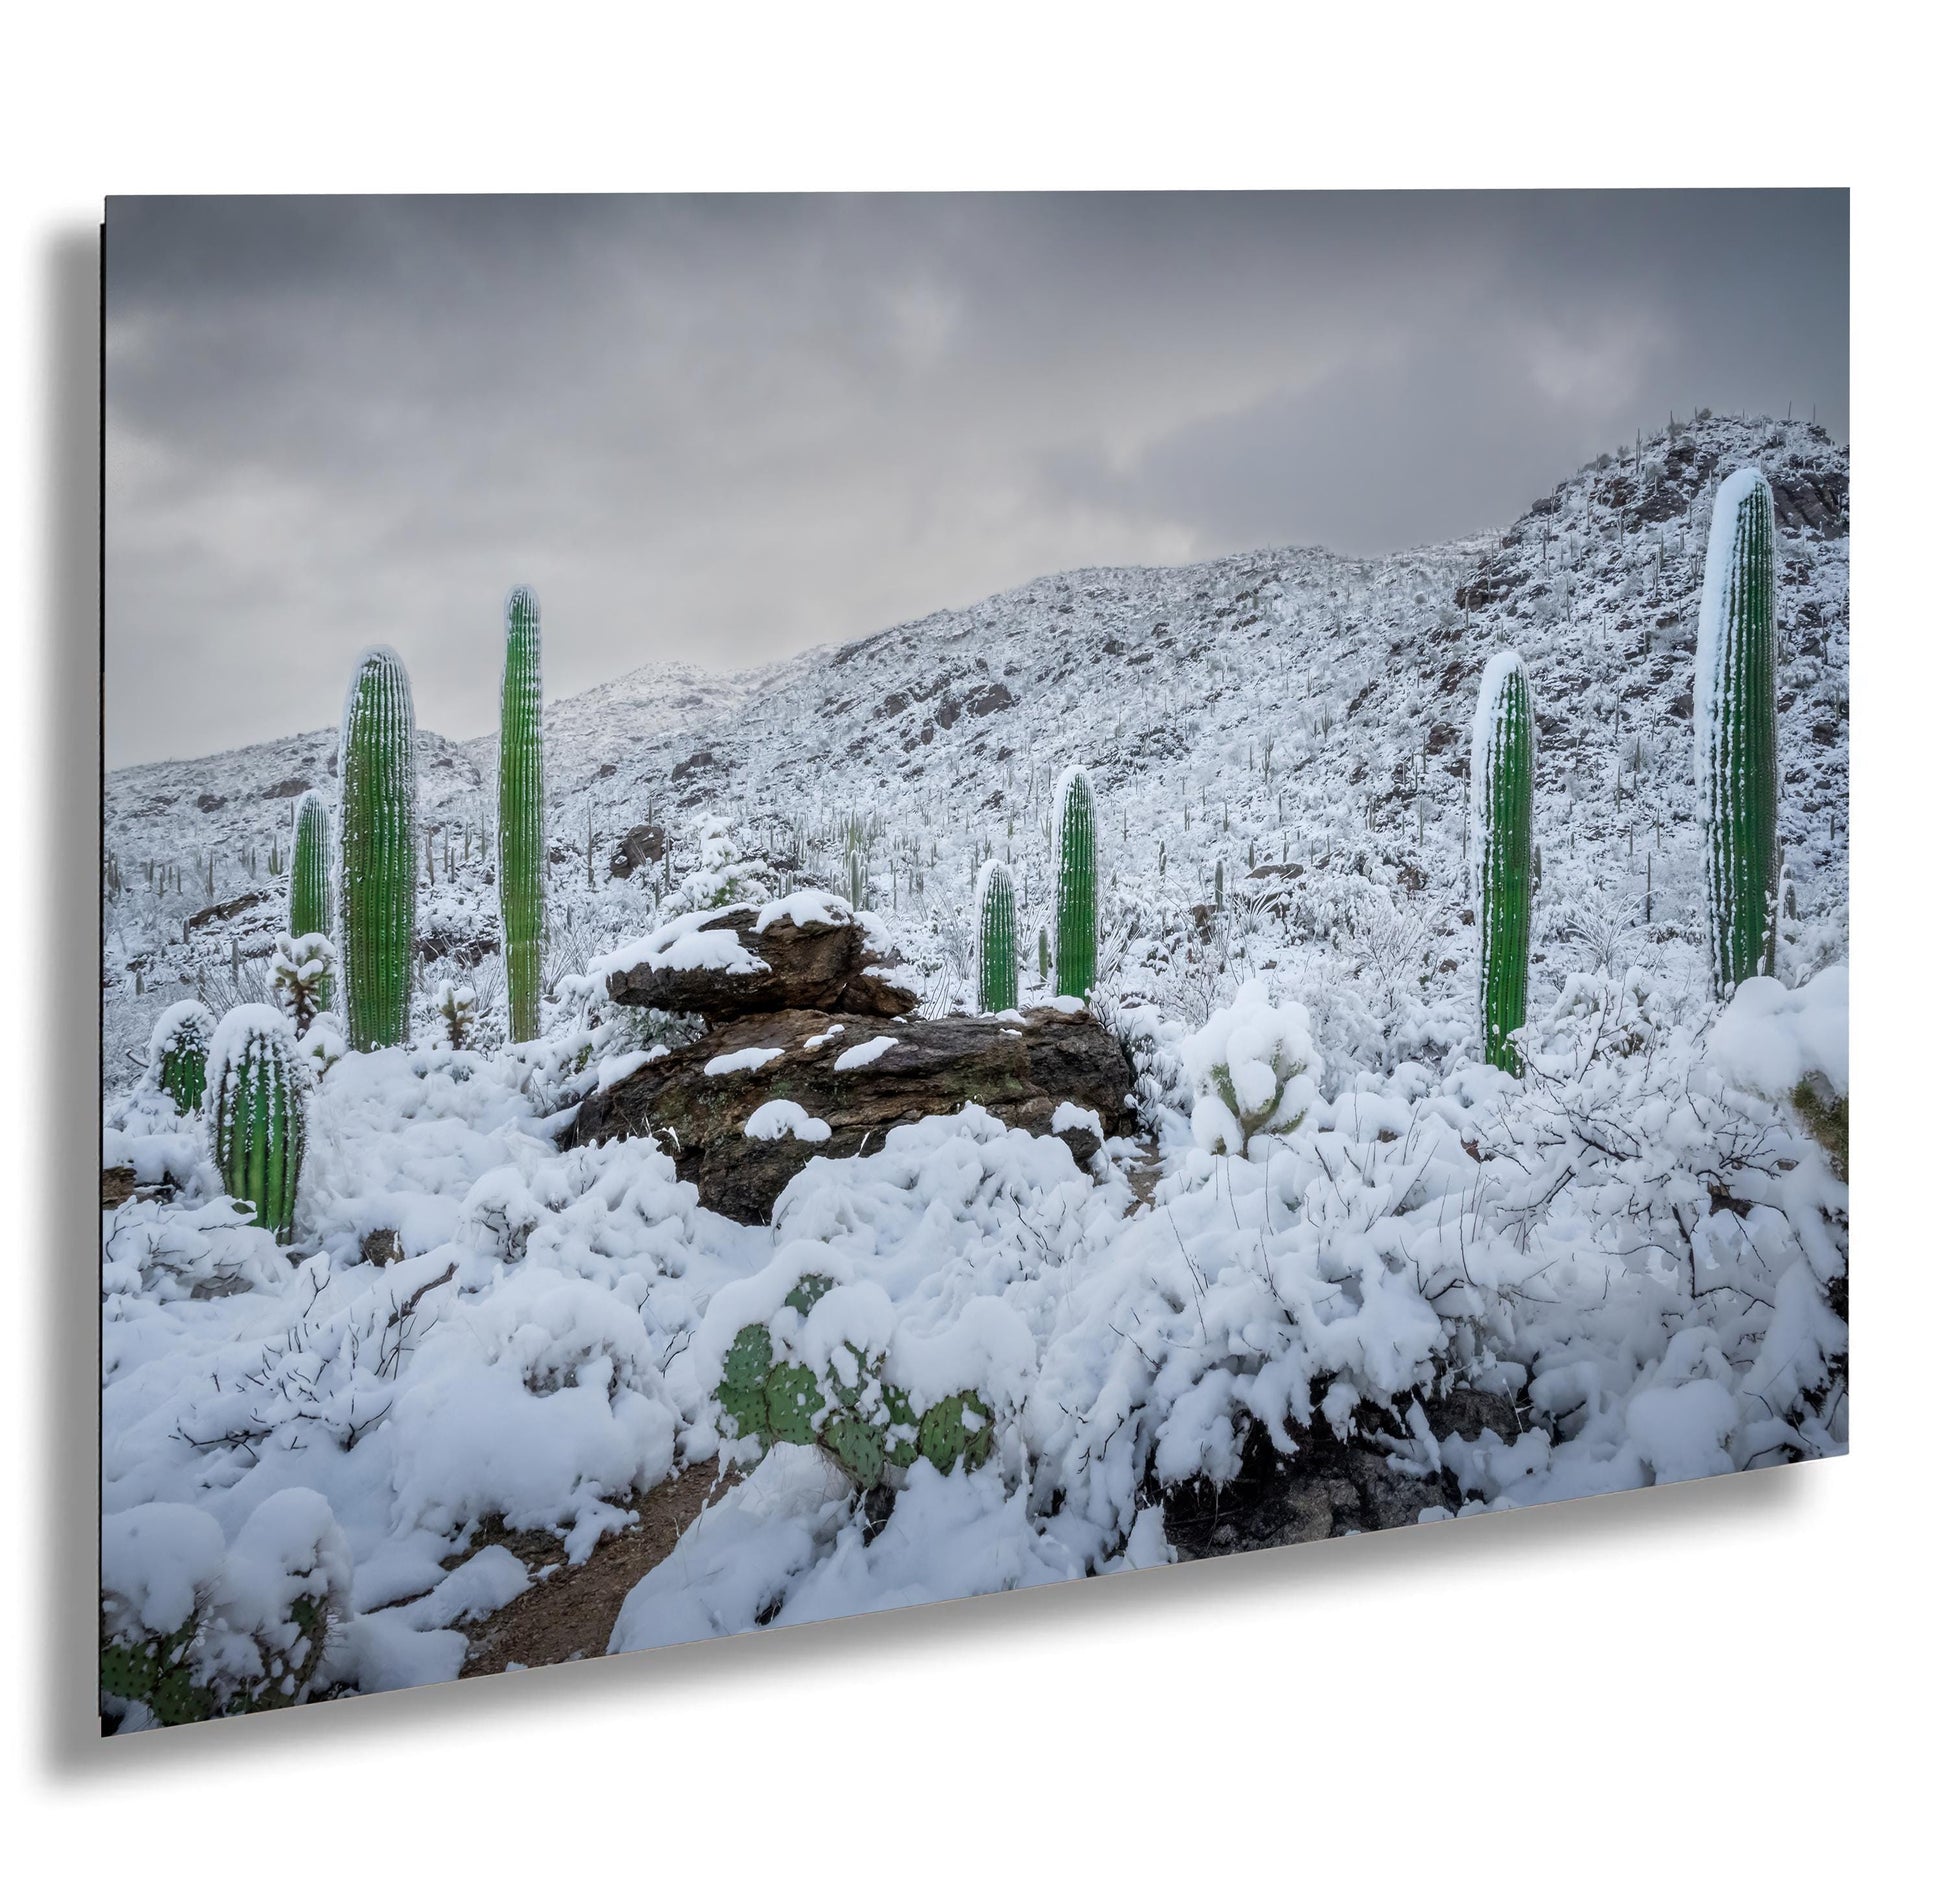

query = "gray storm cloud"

[{"left": 104, "top": 191, "right": 1847, "bottom": 767}]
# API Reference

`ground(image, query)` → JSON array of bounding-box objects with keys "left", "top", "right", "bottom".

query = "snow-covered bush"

[
  {"left": 436, "top": 978, "right": 480, "bottom": 1049},
  {"left": 1181, "top": 979, "right": 1318, "bottom": 1155},
  {"left": 268, "top": 931, "right": 336, "bottom": 1036}
]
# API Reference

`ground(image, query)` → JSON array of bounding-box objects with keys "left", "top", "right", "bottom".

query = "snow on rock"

[
  {"left": 704, "top": 1045, "right": 786, "bottom": 1078},
  {"left": 591, "top": 907, "right": 768, "bottom": 982},
  {"left": 833, "top": 1035, "right": 897, "bottom": 1071},
  {"left": 743, "top": 1099, "right": 833, "bottom": 1143}
]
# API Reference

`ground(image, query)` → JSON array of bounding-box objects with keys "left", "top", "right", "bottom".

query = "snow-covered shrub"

[
  {"left": 100, "top": 1489, "right": 351, "bottom": 1730},
  {"left": 268, "top": 931, "right": 336, "bottom": 1036},
  {"left": 436, "top": 978, "right": 480, "bottom": 1049},
  {"left": 1181, "top": 979, "right": 1318, "bottom": 1155}
]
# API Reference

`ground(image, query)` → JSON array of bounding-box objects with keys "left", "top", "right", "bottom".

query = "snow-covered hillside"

[
  {"left": 102, "top": 411, "right": 1848, "bottom": 1076},
  {"left": 99, "top": 413, "right": 1849, "bottom": 1725}
]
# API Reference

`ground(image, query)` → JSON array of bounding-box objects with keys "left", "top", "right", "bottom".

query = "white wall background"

[{"left": 4, "top": 6, "right": 1929, "bottom": 1873}]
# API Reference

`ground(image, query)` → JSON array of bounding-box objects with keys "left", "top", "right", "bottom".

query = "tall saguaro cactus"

[
  {"left": 1471, "top": 652, "right": 1534, "bottom": 1073},
  {"left": 498, "top": 586, "right": 546, "bottom": 1042},
  {"left": 206, "top": 1004, "right": 307, "bottom": 1243},
  {"left": 290, "top": 789, "right": 333, "bottom": 1010},
  {"left": 975, "top": 859, "right": 1018, "bottom": 1012},
  {"left": 1054, "top": 765, "right": 1098, "bottom": 998},
  {"left": 338, "top": 646, "right": 417, "bottom": 1050},
  {"left": 1695, "top": 468, "right": 1778, "bottom": 996}
]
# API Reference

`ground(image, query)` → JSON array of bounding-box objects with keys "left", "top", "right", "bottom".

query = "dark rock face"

[
  {"left": 603, "top": 906, "right": 920, "bottom": 1021},
  {"left": 261, "top": 777, "right": 311, "bottom": 800},
  {"left": 186, "top": 889, "right": 269, "bottom": 931},
  {"left": 1164, "top": 1387, "right": 1524, "bottom": 1559},
  {"left": 566, "top": 1006, "right": 1137, "bottom": 1224},
  {"left": 608, "top": 823, "right": 667, "bottom": 880},
  {"left": 195, "top": 792, "right": 227, "bottom": 814}
]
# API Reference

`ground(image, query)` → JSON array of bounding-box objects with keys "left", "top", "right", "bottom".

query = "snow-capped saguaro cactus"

[
  {"left": 1695, "top": 468, "right": 1778, "bottom": 996},
  {"left": 497, "top": 586, "right": 546, "bottom": 1042},
  {"left": 974, "top": 859, "right": 1018, "bottom": 1012},
  {"left": 148, "top": 1001, "right": 214, "bottom": 1116},
  {"left": 1471, "top": 651, "right": 1534, "bottom": 1074},
  {"left": 1054, "top": 765, "right": 1098, "bottom": 998},
  {"left": 205, "top": 1004, "right": 307, "bottom": 1243},
  {"left": 289, "top": 789, "right": 333, "bottom": 1009},
  {"left": 338, "top": 647, "right": 417, "bottom": 1050}
]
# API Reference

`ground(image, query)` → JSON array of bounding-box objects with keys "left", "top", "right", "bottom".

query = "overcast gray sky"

[{"left": 104, "top": 191, "right": 1847, "bottom": 768}]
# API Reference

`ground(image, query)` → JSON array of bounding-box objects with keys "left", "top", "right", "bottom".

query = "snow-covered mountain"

[{"left": 102, "top": 410, "right": 1849, "bottom": 1076}]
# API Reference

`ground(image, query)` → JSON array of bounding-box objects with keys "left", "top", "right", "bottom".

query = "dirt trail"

[{"left": 460, "top": 1464, "right": 728, "bottom": 1677}]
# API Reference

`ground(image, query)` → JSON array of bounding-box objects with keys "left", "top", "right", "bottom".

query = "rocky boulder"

[
  {"left": 565, "top": 1005, "right": 1137, "bottom": 1224},
  {"left": 595, "top": 895, "right": 920, "bottom": 1021},
  {"left": 608, "top": 823, "right": 667, "bottom": 880}
]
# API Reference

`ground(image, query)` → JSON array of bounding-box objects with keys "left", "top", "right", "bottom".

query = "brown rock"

[
  {"left": 565, "top": 1005, "right": 1136, "bottom": 1224},
  {"left": 603, "top": 904, "right": 919, "bottom": 1021}
]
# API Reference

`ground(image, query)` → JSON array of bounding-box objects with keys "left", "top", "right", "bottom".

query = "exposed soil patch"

[{"left": 460, "top": 1465, "right": 730, "bottom": 1677}]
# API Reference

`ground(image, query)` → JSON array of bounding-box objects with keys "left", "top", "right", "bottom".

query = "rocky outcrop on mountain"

[
  {"left": 608, "top": 823, "right": 666, "bottom": 879},
  {"left": 599, "top": 899, "right": 921, "bottom": 1020},
  {"left": 565, "top": 1003, "right": 1137, "bottom": 1224}
]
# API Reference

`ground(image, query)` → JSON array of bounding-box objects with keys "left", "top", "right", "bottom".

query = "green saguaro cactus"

[
  {"left": 1696, "top": 468, "right": 1778, "bottom": 996},
  {"left": 206, "top": 1004, "right": 307, "bottom": 1243},
  {"left": 289, "top": 789, "right": 333, "bottom": 1010},
  {"left": 1471, "top": 652, "right": 1534, "bottom": 1073},
  {"left": 148, "top": 1001, "right": 215, "bottom": 1117},
  {"left": 338, "top": 647, "right": 417, "bottom": 1050},
  {"left": 1054, "top": 765, "right": 1097, "bottom": 998},
  {"left": 498, "top": 586, "right": 546, "bottom": 1042},
  {"left": 975, "top": 859, "right": 1018, "bottom": 1012}
]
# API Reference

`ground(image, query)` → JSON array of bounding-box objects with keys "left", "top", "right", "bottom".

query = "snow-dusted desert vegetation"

[{"left": 99, "top": 412, "right": 1848, "bottom": 1725}]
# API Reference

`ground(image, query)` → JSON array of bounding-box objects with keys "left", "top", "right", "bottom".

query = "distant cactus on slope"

[
  {"left": 1696, "top": 468, "right": 1778, "bottom": 995},
  {"left": 1054, "top": 765, "right": 1098, "bottom": 998},
  {"left": 498, "top": 586, "right": 546, "bottom": 1042},
  {"left": 205, "top": 1004, "right": 307, "bottom": 1242},
  {"left": 975, "top": 859, "right": 1018, "bottom": 1012},
  {"left": 148, "top": 1001, "right": 214, "bottom": 1116},
  {"left": 1472, "top": 652, "right": 1534, "bottom": 1073},
  {"left": 338, "top": 647, "right": 417, "bottom": 1050}
]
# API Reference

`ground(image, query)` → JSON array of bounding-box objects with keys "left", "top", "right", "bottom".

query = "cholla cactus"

[
  {"left": 338, "top": 647, "right": 417, "bottom": 1050},
  {"left": 1053, "top": 765, "right": 1098, "bottom": 997},
  {"left": 436, "top": 979, "right": 479, "bottom": 1050},
  {"left": 147, "top": 1001, "right": 215, "bottom": 1117},
  {"left": 1181, "top": 979, "right": 1317, "bottom": 1157},
  {"left": 1471, "top": 651, "right": 1535, "bottom": 1073},
  {"left": 974, "top": 859, "right": 1018, "bottom": 1013},
  {"left": 1695, "top": 468, "right": 1778, "bottom": 995},
  {"left": 498, "top": 586, "right": 546, "bottom": 1042},
  {"left": 268, "top": 932, "right": 336, "bottom": 1037},
  {"left": 205, "top": 1004, "right": 307, "bottom": 1243}
]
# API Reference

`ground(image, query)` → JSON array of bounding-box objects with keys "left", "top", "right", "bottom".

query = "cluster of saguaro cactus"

[
  {"left": 498, "top": 586, "right": 546, "bottom": 1042},
  {"left": 1472, "top": 651, "right": 1534, "bottom": 1074},
  {"left": 205, "top": 1004, "right": 308, "bottom": 1242},
  {"left": 1054, "top": 765, "right": 1098, "bottom": 997},
  {"left": 148, "top": 1001, "right": 215, "bottom": 1115},
  {"left": 338, "top": 647, "right": 417, "bottom": 1051},
  {"left": 974, "top": 859, "right": 1018, "bottom": 1012},
  {"left": 1695, "top": 467, "right": 1778, "bottom": 996}
]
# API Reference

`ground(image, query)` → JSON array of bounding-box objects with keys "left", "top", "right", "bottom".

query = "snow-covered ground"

[{"left": 99, "top": 413, "right": 1849, "bottom": 1724}]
